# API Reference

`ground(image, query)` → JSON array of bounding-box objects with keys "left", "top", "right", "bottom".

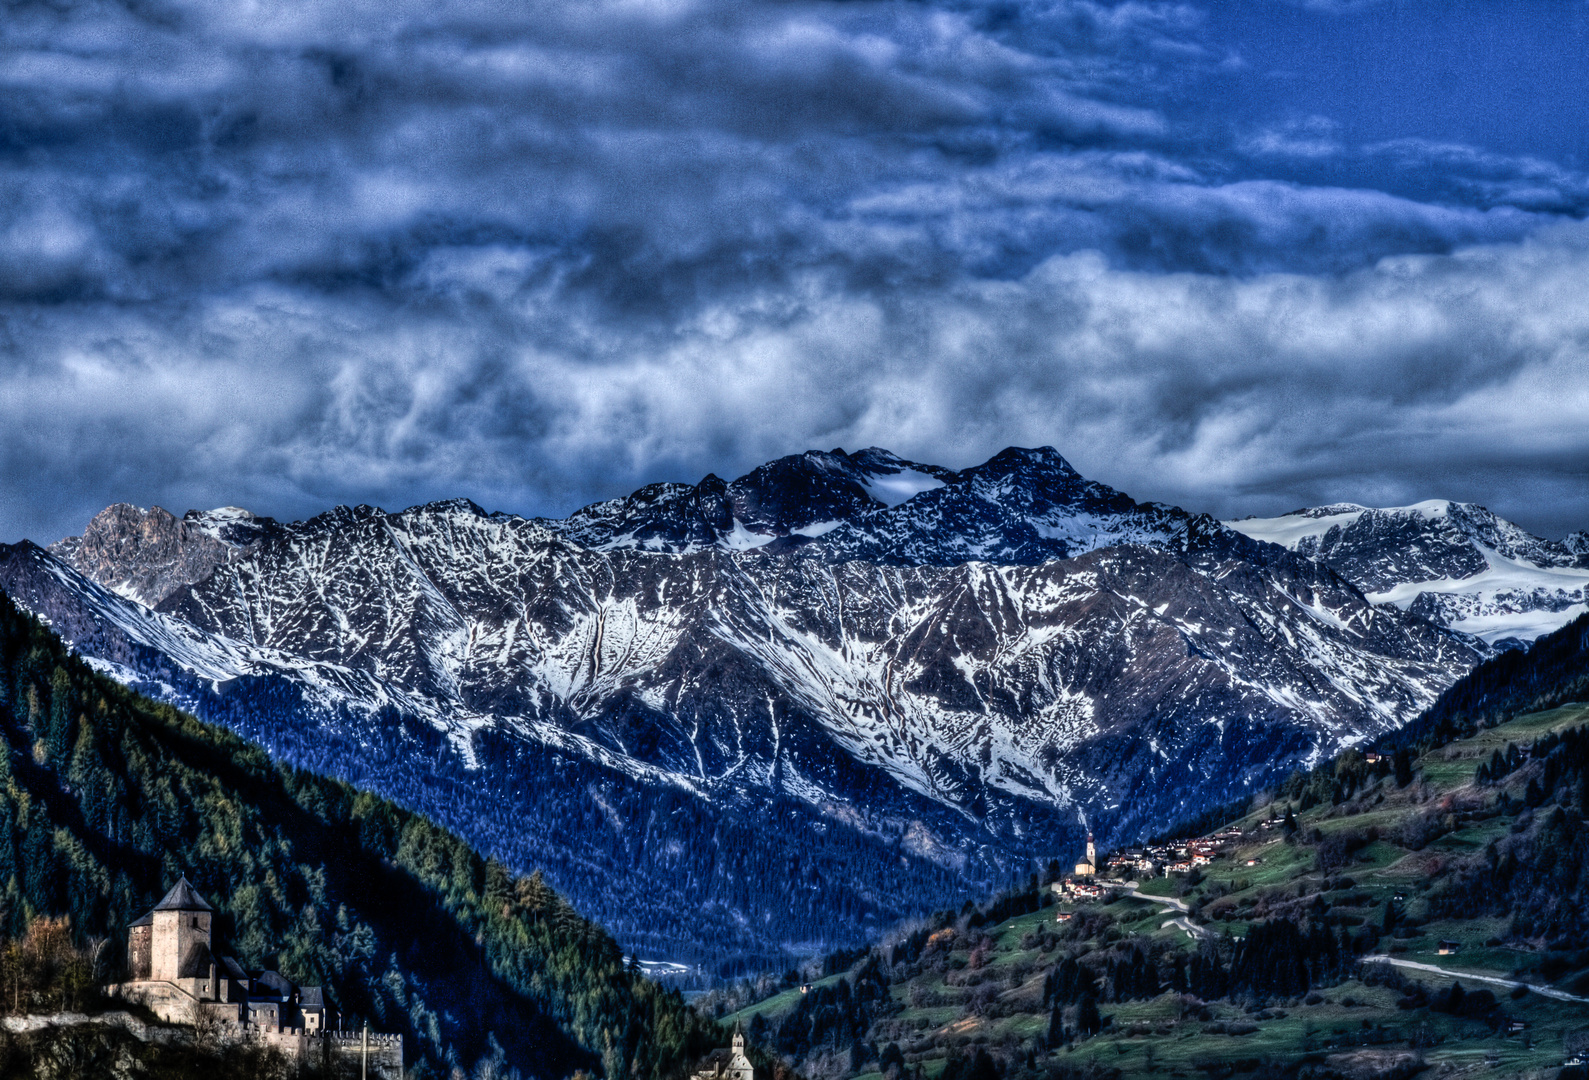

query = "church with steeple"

[
  {"left": 690, "top": 1030, "right": 757, "bottom": 1080},
  {"left": 1074, "top": 833, "right": 1097, "bottom": 877}
]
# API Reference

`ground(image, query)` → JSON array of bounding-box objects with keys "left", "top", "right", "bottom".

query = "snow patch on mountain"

[
  {"left": 861, "top": 469, "right": 946, "bottom": 507},
  {"left": 1230, "top": 504, "right": 1372, "bottom": 549},
  {"left": 1366, "top": 543, "right": 1589, "bottom": 644},
  {"left": 720, "top": 519, "right": 779, "bottom": 551}
]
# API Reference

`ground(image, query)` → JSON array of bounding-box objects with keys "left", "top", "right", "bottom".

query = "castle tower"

[
  {"left": 128, "top": 912, "right": 154, "bottom": 980},
  {"left": 147, "top": 876, "right": 214, "bottom": 983}
]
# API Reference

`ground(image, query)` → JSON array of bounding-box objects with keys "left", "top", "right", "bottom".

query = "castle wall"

[
  {"left": 245, "top": 1026, "right": 403, "bottom": 1077},
  {"left": 252, "top": 1025, "right": 311, "bottom": 1061},
  {"left": 202, "top": 1000, "right": 245, "bottom": 1026},
  {"left": 107, "top": 978, "right": 238, "bottom": 1026},
  {"left": 108, "top": 980, "right": 199, "bottom": 1025},
  {"left": 104, "top": 989, "right": 401, "bottom": 1077},
  {"left": 327, "top": 1029, "right": 404, "bottom": 1079}
]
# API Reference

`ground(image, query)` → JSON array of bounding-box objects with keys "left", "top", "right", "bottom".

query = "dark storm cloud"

[{"left": 1, "top": 0, "right": 1587, "bottom": 543}]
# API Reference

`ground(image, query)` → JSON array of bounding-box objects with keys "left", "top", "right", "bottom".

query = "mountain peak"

[
  {"left": 983, "top": 445, "right": 1075, "bottom": 471},
  {"left": 412, "top": 497, "right": 489, "bottom": 518},
  {"left": 49, "top": 501, "right": 264, "bottom": 607},
  {"left": 541, "top": 445, "right": 1155, "bottom": 563}
]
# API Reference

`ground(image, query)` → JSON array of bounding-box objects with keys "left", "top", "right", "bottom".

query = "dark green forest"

[
  {"left": 1386, "top": 611, "right": 1589, "bottom": 751},
  {"left": 0, "top": 589, "right": 716, "bottom": 1077}
]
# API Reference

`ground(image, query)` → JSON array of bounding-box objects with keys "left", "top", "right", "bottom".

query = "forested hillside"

[
  {"left": 1385, "top": 611, "right": 1589, "bottom": 750},
  {"left": 707, "top": 611, "right": 1589, "bottom": 1080},
  {"left": 0, "top": 589, "right": 715, "bottom": 1078}
]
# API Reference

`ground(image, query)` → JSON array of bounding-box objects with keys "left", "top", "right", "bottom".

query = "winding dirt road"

[{"left": 1361, "top": 955, "right": 1589, "bottom": 1004}]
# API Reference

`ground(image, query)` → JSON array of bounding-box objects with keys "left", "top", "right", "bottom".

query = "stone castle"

[{"left": 110, "top": 877, "right": 402, "bottom": 1077}]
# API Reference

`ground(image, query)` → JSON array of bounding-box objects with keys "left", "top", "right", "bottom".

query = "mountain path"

[
  {"left": 1122, "top": 886, "right": 1589, "bottom": 1000},
  {"left": 1122, "top": 886, "right": 1210, "bottom": 939},
  {"left": 1361, "top": 955, "right": 1589, "bottom": 1004},
  {"left": 1126, "top": 887, "right": 1190, "bottom": 914}
]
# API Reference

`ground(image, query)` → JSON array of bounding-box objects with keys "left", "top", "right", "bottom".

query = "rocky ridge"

[
  {"left": 0, "top": 447, "right": 1490, "bottom": 965},
  {"left": 1225, "top": 500, "right": 1589, "bottom": 646}
]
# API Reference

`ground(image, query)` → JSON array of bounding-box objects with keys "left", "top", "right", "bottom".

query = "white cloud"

[
  {"left": 1, "top": 0, "right": 1587, "bottom": 542},
  {"left": 4, "top": 223, "right": 1588, "bottom": 544}
]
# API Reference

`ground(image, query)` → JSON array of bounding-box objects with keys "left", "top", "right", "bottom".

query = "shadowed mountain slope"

[{"left": 0, "top": 589, "right": 715, "bottom": 1077}]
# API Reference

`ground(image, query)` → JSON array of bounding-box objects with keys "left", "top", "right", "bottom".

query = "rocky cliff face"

[
  {"left": 10, "top": 447, "right": 1488, "bottom": 967},
  {"left": 49, "top": 503, "right": 266, "bottom": 607},
  {"left": 1226, "top": 500, "right": 1589, "bottom": 646}
]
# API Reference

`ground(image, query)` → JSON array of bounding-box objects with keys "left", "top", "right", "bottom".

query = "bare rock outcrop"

[{"left": 49, "top": 503, "right": 264, "bottom": 607}]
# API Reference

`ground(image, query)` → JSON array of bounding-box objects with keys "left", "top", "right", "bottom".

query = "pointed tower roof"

[{"left": 152, "top": 876, "right": 213, "bottom": 913}]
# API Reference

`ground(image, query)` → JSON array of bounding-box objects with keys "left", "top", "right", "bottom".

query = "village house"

[
  {"left": 1051, "top": 878, "right": 1105, "bottom": 903},
  {"left": 109, "top": 877, "right": 403, "bottom": 1077}
]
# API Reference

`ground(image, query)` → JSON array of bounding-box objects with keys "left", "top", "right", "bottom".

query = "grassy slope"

[{"left": 726, "top": 702, "right": 1589, "bottom": 1080}]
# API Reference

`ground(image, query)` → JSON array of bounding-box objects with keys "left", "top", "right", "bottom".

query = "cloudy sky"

[{"left": 2, "top": 0, "right": 1588, "bottom": 543}]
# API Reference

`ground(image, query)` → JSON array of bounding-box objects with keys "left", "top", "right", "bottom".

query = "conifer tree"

[
  {"left": 46, "top": 668, "right": 72, "bottom": 767},
  {"left": 1045, "top": 1004, "right": 1065, "bottom": 1048},
  {"left": 1394, "top": 746, "right": 1414, "bottom": 788},
  {"left": 1076, "top": 993, "right": 1102, "bottom": 1036}
]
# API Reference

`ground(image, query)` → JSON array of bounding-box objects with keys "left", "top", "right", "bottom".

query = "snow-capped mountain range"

[
  {"left": 548, "top": 447, "right": 1189, "bottom": 565},
  {"left": 1226, "top": 501, "right": 1589, "bottom": 646},
  {"left": 3, "top": 445, "right": 1568, "bottom": 965}
]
